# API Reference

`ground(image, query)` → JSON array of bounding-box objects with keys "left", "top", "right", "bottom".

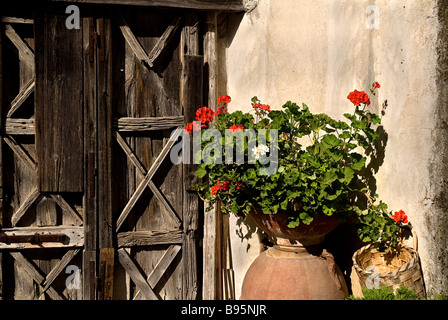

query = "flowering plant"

[{"left": 188, "top": 82, "right": 406, "bottom": 247}]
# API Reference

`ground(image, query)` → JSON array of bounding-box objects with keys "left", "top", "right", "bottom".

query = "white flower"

[{"left": 252, "top": 144, "right": 270, "bottom": 160}]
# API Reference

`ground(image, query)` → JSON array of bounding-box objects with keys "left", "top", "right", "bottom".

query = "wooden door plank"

[
  {"left": 35, "top": 13, "right": 84, "bottom": 192},
  {"left": 114, "top": 116, "right": 184, "bottom": 131},
  {"left": 0, "top": 226, "right": 84, "bottom": 249},
  {"left": 9, "top": 252, "right": 64, "bottom": 300},
  {"left": 46, "top": 0, "right": 246, "bottom": 12},
  {"left": 202, "top": 12, "right": 219, "bottom": 300},
  {"left": 36, "top": 197, "right": 57, "bottom": 227},
  {"left": 82, "top": 250, "right": 96, "bottom": 300},
  {"left": 97, "top": 17, "right": 114, "bottom": 249},
  {"left": 2, "top": 17, "right": 35, "bottom": 24},
  {"left": 99, "top": 248, "right": 114, "bottom": 300},
  {"left": 117, "top": 248, "right": 158, "bottom": 300},
  {"left": 83, "top": 15, "right": 98, "bottom": 253},
  {"left": 117, "top": 229, "right": 183, "bottom": 247},
  {"left": 181, "top": 54, "right": 203, "bottom": 300},
  {"left": 5, "top": 118, "right": 35, "bottom": 135}
]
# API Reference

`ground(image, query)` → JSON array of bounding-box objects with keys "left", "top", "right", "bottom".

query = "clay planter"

[{"left": 240, "top": 212, "right": 349, "bottom": 300}]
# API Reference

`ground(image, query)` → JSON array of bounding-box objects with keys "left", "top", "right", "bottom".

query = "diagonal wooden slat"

[
  {"left": 114, "top": 132, "right": 181, "bottom": 227},
  {"left": 117, "top": 248, "right": 158, "bottom": 300},
  {"left": 3, "top": 136, "right": 37, "bottom": 171},
  {"left": 40, "top": 249, "right": 80, "bottom": 295},
  {"left": 50, "top": 194, "right": 83, "bottom": 225},
  {"left": 115, "top": 128, "right": 183, "bottom": 231},
  {"left": 119, "top": 20, "right": 154, "bottom": 68},
  {"left": 147, "top": 182, "right": 181, "bottom": 227},
  {"left": 114, "top": 131, "right": 147, "bottom": 175},
  {"left": 9, "top": 252, "right": 64, "bottom": 300},
  {"left": 6, "top": 76, "right": 35, "bottom": 118},
  {"left": 4, "top": 24, "right": 35, "bottom": 68},
  {"left": 147, "top": 17, "right": 181, "bottom": 65},
  {"left": 11, "top": 188, "right": 41, "bottom": 226},
  {"left": 133, "top": 245, "right": 181, "bottom": 300}
]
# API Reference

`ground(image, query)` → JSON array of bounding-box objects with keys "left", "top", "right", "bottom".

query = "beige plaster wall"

[{"left": 224, "top": 0, "right": 445, "bottom": 298}]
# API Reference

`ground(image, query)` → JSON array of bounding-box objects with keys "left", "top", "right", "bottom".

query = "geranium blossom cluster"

[
  {"left": 347, "top": 90, "right": 371, "bottom": 106},
  {"left": 393, "top": 210, "right": 408, "bottom": 224},
  {"left": 253, "top": 103, "right": 271, "bottom": 112},
  {"left": 211, "top": 180, "right": 243, "bottom": 196},
  {"left": 211, "top": 180, "right": 230, "bottom": 196},
  {"left": 347, "top": 81, "right": 381, "bottom": 106},
  {"left": 185, "top": 95, "right": 233, "bottom": 134}
]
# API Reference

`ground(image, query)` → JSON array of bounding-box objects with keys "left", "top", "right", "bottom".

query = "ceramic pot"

[{"left": 240, "top": 212, "right": 349, "bottom": 300}]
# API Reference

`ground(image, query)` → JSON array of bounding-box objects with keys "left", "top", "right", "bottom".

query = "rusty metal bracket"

[
  {"left": 0, "top": 233, "right": 67, "bottom": 244},
  {"left": 88, "top": 17, "right": 105, "bottom": 63}
]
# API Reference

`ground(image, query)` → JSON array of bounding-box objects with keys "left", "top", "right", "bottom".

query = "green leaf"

[
  {"left": 195, "top": 165, "right": 208, "bottom": 179},
  {"left": 352, "top": 157, "right": 366, "bottom": 171},
  {"left": 287, "top": 217, "right": 301, "bottom": 228},
  {"left": 322, "top": 134, "right": 341, "bottom": 147},
  {"left": 342, "top": 167, "right": 354, "bottom": 183},
  {"left": 322, "top": 169, "right": 338, "bottom": 185}
]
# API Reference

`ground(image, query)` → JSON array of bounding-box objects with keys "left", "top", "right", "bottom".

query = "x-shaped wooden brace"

[
  {"left": 3, "top": 136, "right": 83, "bottom": 226},
  {"left": 9, "top": 249, "right": 80, "bottom": 300},
  {"left": 117, "top": 245, "right": 181, "bottom": 300},
  {"left": 114, "top": 128, "right": 183, "bottom": 231},
  {"left": 118, "top": 16, "right": 181, "bottom": 70}
]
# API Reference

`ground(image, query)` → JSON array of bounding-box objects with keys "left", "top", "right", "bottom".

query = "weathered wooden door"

[
  {"left": 0, "top": 3, "right": 204, "bottom": 300},
  {"left": 0, "top": 8, "right": 85, "bottom": 300},
  {"left": 109, "top": 7, "right": 203, "bottom": 300}
]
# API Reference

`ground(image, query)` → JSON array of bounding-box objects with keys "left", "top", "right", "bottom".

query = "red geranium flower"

[
  {"left": 184, "top": 122, "right": 193, "bottom": 134},
  {"left": 211, "top": 180, "right": 230, "bottom": 196},
  {"left": 259, "top": 104, "right": 271, "bottom": 112},
  {"left": 372, "top": 81, "right": 381, "bottom": 89},
  {"left": 253, "top": 103, "right": 271, "bottom": 112},
  {"left": 235, "top": 182, "right": 243, "bottom": 190},
  {"left": 393, "top": 210, "right": 408, "bottom": 224},
  {"left": 217, "top": 95, "right": 232, "bottom": 105},
  {"left": 184, "top": 121, "right": 202, "bottom": 134},
  {"left": 229, "top": 124, "right": 244, "bottom": 134},
  {"left": 347, "top": 90, "right": 371, "bottom": 106},
  {"left": 195, "top": 107, "right": 215, "bottom": 124},
  {"left": 216, "top": 106, "right": 227, "bottom": 115}
]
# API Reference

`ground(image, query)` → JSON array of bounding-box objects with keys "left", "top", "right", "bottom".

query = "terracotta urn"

[{"left": 240, "top": 211, "right": 349, "bottom": 300}]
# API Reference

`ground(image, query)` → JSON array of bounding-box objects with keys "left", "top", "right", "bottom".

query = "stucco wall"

[{"left": 223, "top": 0, "right": 448, "bottom": 298}]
